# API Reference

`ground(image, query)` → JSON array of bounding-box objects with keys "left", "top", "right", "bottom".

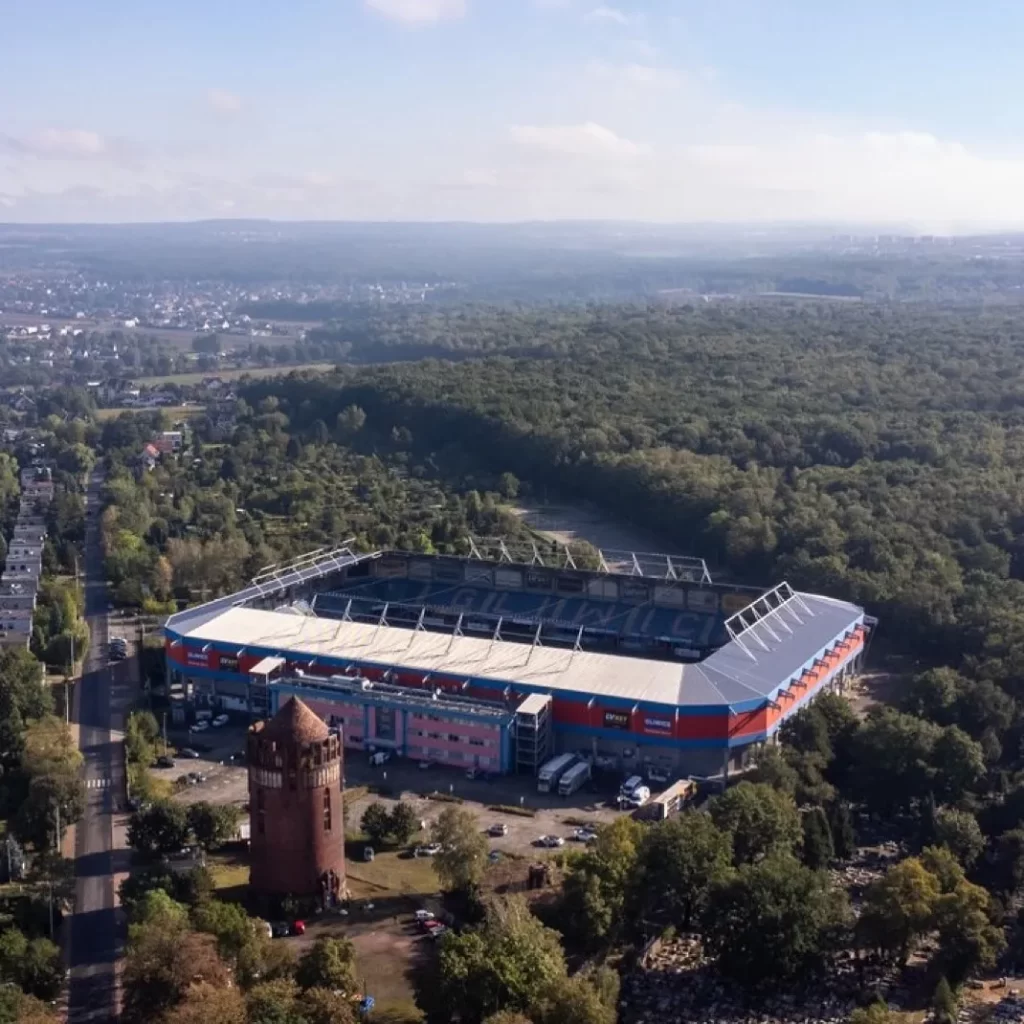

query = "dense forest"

[
  {"left": 235, "top": 303, "right": 1024, "bottom": 667},
  {"left": 97, "top": 405, "right": 534, "bottom": 609}
]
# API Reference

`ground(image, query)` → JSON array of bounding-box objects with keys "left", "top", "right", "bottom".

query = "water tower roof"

[{"left": 262, "top": 696, "right": 330, "bottom": 745}]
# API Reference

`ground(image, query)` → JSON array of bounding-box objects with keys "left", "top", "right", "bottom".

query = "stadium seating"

[{"left": 315, "top": 579, "right": 728, "bottom": 651}]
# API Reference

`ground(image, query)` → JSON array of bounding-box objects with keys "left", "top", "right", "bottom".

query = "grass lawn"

[
  {"left": 206, "top": 848, "right": 249, "bottom": 898},
  {"left": 136, "top": 362, "right": 336, "bottom": 387},
  {"left": 345, "top": 849, "right": 440, "bottom": 900},
  {"left": 95, "top": 404, "right": 205, "bottom": 421}
]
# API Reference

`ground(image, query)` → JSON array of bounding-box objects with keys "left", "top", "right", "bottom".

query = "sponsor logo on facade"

[
  {"left": 643, "top": 717, "right": 674, "bottom": 734},
  {"left": 186, "top": 650, "right": 208, "bottom": 668},
  {"left": 603, "top": 710, "right": 631, "bottom": 730},
  {"left": 218, "top": 654, "right": 240, "bottom": 672}
]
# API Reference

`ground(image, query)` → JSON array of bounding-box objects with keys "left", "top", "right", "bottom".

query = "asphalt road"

[{"left": 67, "top": 467, "right": 130, "bottom": 1023}]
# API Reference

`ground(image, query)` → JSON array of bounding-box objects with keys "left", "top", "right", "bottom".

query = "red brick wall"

[{"left": 248, "top": 744, "right": 346, "bottom": 899}]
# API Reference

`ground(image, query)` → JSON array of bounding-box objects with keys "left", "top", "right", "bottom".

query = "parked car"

[
  {"left": 426, "top": 923, "right": 447, "bottom": 939},
  {"left": 414, "top": 843, "right": 442, "bottom": 858},
  {"left": 571, "top": 828, "right": 598, "bottom": 843},
  {"left": 538, "top": 835, "right": 565, "bottom": 848},
  {"left": 155, "top": 756, "right": 175, "bottom": 769},
  {"left": 271, "top": 922, "right": 290, "bottom": 938},
  {"left": 179, "top": 748, "right": 200, "bottom": 759},
  {"left": 369, "top": 751, "right": 390, "bottom": 766},
  {"left": 363, "top": 847, "right": 375, "bottom": 862},
  {"left": 191, "top": 721, "right": 209, "bottom": 732},
  {"left": 414, "top": 910, "right": 435, "bottom": 922},
  {"left": 212, "top": 714, "right": 229, "bottom": 727},
  {"left": 487, "top": 823, "right": 508, "bottom": 837},
  {"left": 465, "top": 767, "right": 479, "bottom": 780},
  {"left": 291, "top": 920, "right": 306, "bottom": 936}
]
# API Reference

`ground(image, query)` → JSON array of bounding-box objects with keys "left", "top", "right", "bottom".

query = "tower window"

[{"left": 323, "top": 788, "right": 332, "bottom": 832}]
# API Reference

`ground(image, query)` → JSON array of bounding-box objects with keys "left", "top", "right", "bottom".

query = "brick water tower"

[{"left": 247, "top": 697, "right": 345, "bottom": 907}]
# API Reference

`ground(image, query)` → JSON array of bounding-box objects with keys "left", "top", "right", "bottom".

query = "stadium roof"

[{"left": 167, "top": 589, "right": 865, "bottom": 712}]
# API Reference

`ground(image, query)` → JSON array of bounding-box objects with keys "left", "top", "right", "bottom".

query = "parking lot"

[{"left": 154, "top": 724, "right": 626, "bottom": 854}]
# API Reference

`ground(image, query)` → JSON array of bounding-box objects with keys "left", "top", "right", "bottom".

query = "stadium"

[{"left": 163, "top": 541, "right": 874, "bottom": 779}]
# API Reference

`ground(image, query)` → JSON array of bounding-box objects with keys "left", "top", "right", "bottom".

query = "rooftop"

[
  {"left": 169, "top": 587, "right": 865, "bottom": 711},
  {"left": 256, "top": 696, "right": 330, "bottom": 745}
]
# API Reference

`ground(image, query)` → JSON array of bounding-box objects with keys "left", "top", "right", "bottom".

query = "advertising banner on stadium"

[
  {"left": 642, "top": 715, "right": 674, "bottom": 736},
  {"left": 218, "top": 654, "right": 240, "bottom": 672},
  {"left": 186, "top": 649, "right": 209, "bottom": 669},
  {"left": 603, "top": 710, "right": 631, "bottom": 731}
]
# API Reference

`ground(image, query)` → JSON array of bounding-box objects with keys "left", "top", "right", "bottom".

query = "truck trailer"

[
  {"left": 537, "top": 753, "right": 578, "bottom": 793},
  {"left": 557, "top": 761, "right": 592, "bottom": 797}
]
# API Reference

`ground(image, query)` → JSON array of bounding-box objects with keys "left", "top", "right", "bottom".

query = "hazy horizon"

[{"left": 6, "top": 1, "right": 1024, "bottom": 229}]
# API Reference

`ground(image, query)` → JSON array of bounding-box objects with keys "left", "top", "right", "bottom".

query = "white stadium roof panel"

[{"left": 169, "top": 585, "right": 865, "bottom": 711}]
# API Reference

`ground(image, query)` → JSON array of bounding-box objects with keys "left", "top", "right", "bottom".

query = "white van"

[
  {"left": 620, "top": 775, "right": 644, "bottom": 797},
  {"left": 370, "top": 751, "right": 390, "bottom": 767}
]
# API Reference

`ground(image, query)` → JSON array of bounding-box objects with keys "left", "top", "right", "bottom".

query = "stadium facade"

[{"left": 163, "top": 544, "right": 873, "bottom": 778}]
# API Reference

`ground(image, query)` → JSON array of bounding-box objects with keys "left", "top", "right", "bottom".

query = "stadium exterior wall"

[{"left": 164, "top": 623, "right": 866, "bottom": 776}]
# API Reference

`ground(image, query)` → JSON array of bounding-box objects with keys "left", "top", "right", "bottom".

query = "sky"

[{"left": 2, "top": 0, "right": 1024, "bottom": 229}]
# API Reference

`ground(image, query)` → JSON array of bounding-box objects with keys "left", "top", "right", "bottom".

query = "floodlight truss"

[
  {"left": 468, "top": 537, "right": 711, "bottom": 584},
  {"left": 724, "top": 582, "right": 815, "bottom": 663}
]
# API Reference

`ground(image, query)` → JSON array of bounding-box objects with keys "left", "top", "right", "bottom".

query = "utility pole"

[{"left": 162, "top": 711, "right": 168, "bottom": 750}]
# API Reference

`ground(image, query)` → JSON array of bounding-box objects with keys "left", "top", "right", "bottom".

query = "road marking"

[{"left": 86, "top": 778, "right": 111, "bottom": 790}]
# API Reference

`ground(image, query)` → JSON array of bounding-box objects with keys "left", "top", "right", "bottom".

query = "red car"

[{"left": 291, "top": 920, "right": 306, "bottom": 936}]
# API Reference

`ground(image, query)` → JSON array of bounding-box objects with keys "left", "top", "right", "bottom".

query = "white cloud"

[
  {"left": 509, "top": 121, "right": 649, "bottom": 159},
  {"left": 2, "top": 129, "right": 107, "bottom": 160},
  {"left": 365, "top": 0, "right": 466, "bottom": 24},
  {"left": 585, "top": 6, "right": 629, "bottom": 25},
  {"left": 206, "top": 89, "right": 243, "bottom": 115},
  {"left": 587, "top": 61, "right": 681, "bottom": 89}
]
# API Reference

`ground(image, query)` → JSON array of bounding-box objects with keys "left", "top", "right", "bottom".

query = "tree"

[
  {"left": 631, "top": 811, "right": 732, "bottom": 930},
  {"left": 747, "top": 745, "right": 798, "bottom": 796},
  {"left": 984, "top": 828, "right": 1024, "bottom": 896},
  {"left": 900, "top": 667, "right": 962, "bottom": 724},
  {"left": 122, "top": 918, "right": 230, "bottom": 1023},
  {"left": 934, "top": 807, "right": 984, "bottom": 868},
  {"left": 246, "top": 978, "right": 304, "bottom": 1024},
  {"left": 850, "top": 1003, "right": 904, "bottom": 1024},
  {"left": 192, "top": 334, "right": 221, "bottom": 355},
  {"left": 801, "top": 807, "right": 834, "bottom": 870},
  {"left": 930, "top": 726, "right": 985, "bottom": 804},
  {"left": 336, "top": 405, "right": 366, "bottom": 438},
  {"left": 360, "top": 802, "right": 392, "bottom": 847},
  {"left": 827, "top": 801, "right": 856, "bottom": 860},
  {"left": 482, "top": 1015, "right": 533, "bottom": 1024},
  {"left": 389, "top": 802, "right": 420, "bottom": 845},
  {"left": 434, "top": 897, "right": 567, "bottom": 1024},
  {"left": 187, "top": 802, "right": 241, "bottom": 850},
  {"left": 934, "top": 879, "right": 1005, "bottom": 983},
  {"left": 21, "top": 715, "right": 82, "bottom": 777},
  {"left": 14, "top": 772, "right": 85, "bottom": 849},
  {"left": 533, "top": 972, "right": 617, "bottom": 1024},
  {"left": 191, "top": 899, "right": 255, "bottom": 965},
  {"left": 127, "top": 801, "right": 191, "bottom": 859},
  {"left": 849, "top": 708, "right": 940, "bottom": 816},
  {"left": 709, "top": 782, "right": 802, "bottom": 865},
  {"left": 857, "top": 857, "right": 941, "bottom": 965},
  {"left": 562, "top": 818, "right": 642, "bottom": 948},
  {"left": 933, "top": 977, "right": 958, "bottom": 1024},
  {"left": 18, "top": 938, "right": 63, "bottom": 1001},
  {"left": 497, "top": 473, "right": 520, "bottom": 500},
  {"left": 295, "top": 937, "right": 357, "bottom": 994},
  {"left": 702, "top": 854, "right": 849, "bottom": 991},
  {"left": 430, "top": 805, "right": 489, "bottom": 893},
  {"left": 299, "top": 987, "right": 358, "bottom": 1024},
  {"left": 163, "top": 983, "right": 246, "bottom": 1024}
]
